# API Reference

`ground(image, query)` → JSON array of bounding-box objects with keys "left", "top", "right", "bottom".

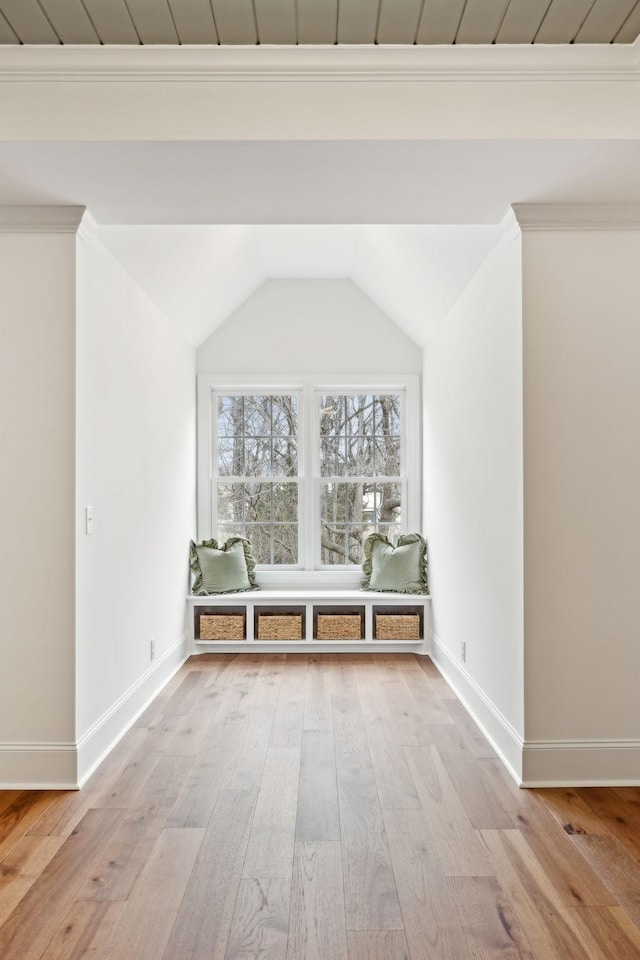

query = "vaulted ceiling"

[{"left": 0, "top": 0, "right": 639, "bottom": 46}]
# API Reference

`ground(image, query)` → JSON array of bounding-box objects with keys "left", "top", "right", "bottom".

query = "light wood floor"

[{"left": 1, "top": 654, "right": 640, "bottom": 960}]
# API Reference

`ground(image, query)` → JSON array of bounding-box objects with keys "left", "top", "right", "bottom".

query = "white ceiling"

[
  {"left": 1, "top": 0, "right": 639, "bottom": 45},
  {"left": 0, "top": 135, "right": 626, "bottom": 349},
  {"left": 1, "top": 140, "right": 640, "bottom": 224}
]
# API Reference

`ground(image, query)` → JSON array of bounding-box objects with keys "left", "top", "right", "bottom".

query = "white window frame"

[{"left": 197, "top": 374, "right": 421, "bottom": 587}]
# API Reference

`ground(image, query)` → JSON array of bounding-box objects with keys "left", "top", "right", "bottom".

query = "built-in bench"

[{"left": 188, "top": 589, "right": 431, "bottom": 654}]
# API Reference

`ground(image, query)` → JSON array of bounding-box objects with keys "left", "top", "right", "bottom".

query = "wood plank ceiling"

[{"left": 0, "top": 0, "right": 639, "bottom": 45}]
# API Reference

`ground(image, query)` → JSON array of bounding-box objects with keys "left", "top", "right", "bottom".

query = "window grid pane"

[
  {"left": 215, "top": 394, "right": 299, "bottom": 565},
  {"left": 320, "top": 481, "right": 402, "bottom": 565},
  {"left": 319, "top": 393, "right": 403, "bottom": 566}
]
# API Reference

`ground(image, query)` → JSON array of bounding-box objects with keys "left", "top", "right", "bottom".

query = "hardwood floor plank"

[
  {"left": 334, "top": 696, "right": 403, "bottom": 931},
  {"left": 270, "top": 658, "right": 306, "bottom": 749},
  {"left": 358, "top": 691, "right": 421, "bottom": 811},
  {"left": 0, "top": 877, "right": 33, "bottom": 927},
  {"left": 609, "top": 904, "right": 640, "bottom": 949},
  {"left": 440, "top": 760, "right": 516, "bottom": 829},
  {"left": 404, "top": 745, "right": 492, "bottom": 877},
  {"left": 327, "top": 653, "right": 365, "bottom": 699},
  {"left": 91, "top": 747, "right": 162, "bottom": 810},
  {"left": 442, "top": 698, "right": 498, "bottom": 758},
  {"left": 0, "top": 834, "right": 65, "bottom": 878},
  {"left": 0, "top": 790, "right": 62, "bottom": 853},
  {"left": 382, "top": 807, "right": 469, "bottom": 959},
  {"left": 76, "top": 755, "right": 194, "bottom": 901},
  {"left": 575, "top": 787, "right": 640, "bottom": 860},
  {"left": 163, "top": 669, "right": 208, "bottom": 716},
  {"left": 617, "top": 899, "right": 640, "bottom": 936},
  {"left": 162, "top": 788, "right": 257, "bottom": 960},
  {"left": 569, "top": 834, "right": 640, "bottom": 900},
  {"left": 561, "top": 904, "right": 640, "bottom": 960},
  {"left": 304, "top": 658, "right": 333, "bottom": 732},
  {"left": 287, "top": 841, "right": 348, "bottom": 960},
  {"left": 428, "top": 722, "right": 480, "bottom": 763},
  {"left": 429, "top": 676, "right": 458, "bottom": 701},
  {"left": 449, "top": 875, "right": 536, "bottom": 958},
  {"left": 0, "top": 792, "right": 22, "bottom": 817},
  {"left": 220, "top": 716, "right": 272, "bottom": 796},
  {"left": 481, "top": 828, "right": 612, "bottom": 960},
  {"left": 39, "top": 900, "right": 114, "bottom": 959},
  {"left": 537, "top": 787, "right": 613, "bottom": 837},
  {"left": 225, "top": 878, "right": 290, "bottom": 960},
  {"left": 169, "top": 722, "right": 241, "bottom": 828},
  {"left": 0, "top": 835, "right": 66, "bottom": 926},
  {"left": 296, "top": 732, "right": 340, "bottom": 841},
  {"left": 243, "top": 747, "right": 300, "bottom": 879},
  {"left": 346, "top": 930, "right": 410, "bottom": 959},
  {"left": 415, "top": 655, "right": 441, "bottom": 678},
  {"left": 517, "top": 797, "right": 616, "bottom": 906},
  {"left": 159, "top": 695, "right": 218, "bottom": 758},
  {"left": 97, "top": 827, "right": 205, "bottom": 960},
  {"left": 381, "top": 680, "right": 454, "bottom": 741},
  {"left": 0, "top": 807, "right": 122, "bottom": 960}
]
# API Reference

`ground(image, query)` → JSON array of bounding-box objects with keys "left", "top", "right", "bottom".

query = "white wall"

[
  {"left": 75, "top": 226, "right": 196, "bottom": 783},
  {"left": 197, "top": 279, "right": 422, "bottom": 374},
  {"left": 0, "top": 231, "right": 77, "bottom": 786},
  {"left": 423, "top": 230, "right": 524, "bottom": 778},
  {"left": 522, "top": 227, "right": 640, "bottom": 783}
]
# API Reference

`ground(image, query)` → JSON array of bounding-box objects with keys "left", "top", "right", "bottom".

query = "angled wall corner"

[
  {"left": 0, "top": 206, "right": 83, "bottom": 787},
  {"left": 515, "top": 202, "right": 640, "bottom": 785},
  {"left": 423, "top": 225, "right": 524, "bottom": 783}
]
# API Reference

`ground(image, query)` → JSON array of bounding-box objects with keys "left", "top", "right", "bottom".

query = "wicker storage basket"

[
  {"left": 257, "top": 614, "right": 303, "bottom": 641},
  {"left": 316, "top": 614, "right": 363, "bottom": 641},
  {"left": 375, "top": 613, "right": 421, "bottom": 641},
  {"left": 199, "top": 613, "right": 245, "bottom": 641}
]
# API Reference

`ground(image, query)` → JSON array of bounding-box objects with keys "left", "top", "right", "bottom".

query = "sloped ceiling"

[{"left": 98, "top": 223, "right": 504, "bottom": 349}]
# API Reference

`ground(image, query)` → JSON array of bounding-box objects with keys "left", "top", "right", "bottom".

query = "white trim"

[
  {"left": 0, "top": 742, "right": 78, "bottom": 790},
  {"left": 0, "top": 44, "right": 637, "bottom": 83},
  {"left": 430, "top": 632, "right": 524, "bottom": 785},
  {"left": 512, "top": 203, "right": 640, "bottom": 231},
  {"left": 76, "top": 632, "right": 188, "bottom": 787},
  {"left": 0, "top": 634, "right": 188, "bottom": 789},
  {"left": 194, "top": 641, "right": 424, "bottom": 653},
  {"left": 0, "top": 205, "right": 86, "bottom": 233},
  {"left": 522, "top": 739, "right": 640, "bottom": 787}
]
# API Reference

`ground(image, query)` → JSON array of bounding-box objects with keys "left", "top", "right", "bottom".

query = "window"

[
  {"left": 198, "top": 376, "right": 420, "bottom": 575},
  {"left": 319, "top": 394, "right": 402, "bottom": 564},
  {"left": 216, "top": 394, "right": 300, "bottom": 564}
]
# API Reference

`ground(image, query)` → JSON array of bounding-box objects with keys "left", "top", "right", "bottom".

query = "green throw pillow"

[
  {"left": 361, "top": 533, "right": 428, "bottom": 594},
  {"left": 189, "top": 537, "right": 260, "bottom": 595}
]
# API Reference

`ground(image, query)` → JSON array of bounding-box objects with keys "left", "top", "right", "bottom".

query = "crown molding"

[
  {"left": 0, "top": 205, "right": 86, "bottom": 233},
  {"left": 0, "top": 43, "right": 638, "bottom": 84},
  {"left": 512, "top": 203, "right": 640, "bottom": 231}
]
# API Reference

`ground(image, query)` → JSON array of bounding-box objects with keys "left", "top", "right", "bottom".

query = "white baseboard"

[
  {"left": 430, "top": 633, "right": 524, "bottom": 784},
  {"left": 0, "top": 742, "right": 79, "bottom": 790},
  {"left": 522, "top": 739, "right": 640, "bottom": 787},
  {"left": 0, "top": 634, "right": 188, "bottom": 790},
  {"left": 76, "top": 633, "right": 188, "bottom": 787},
  {"left": 430, "top": 633, "right": 640, "bottom": 787}
]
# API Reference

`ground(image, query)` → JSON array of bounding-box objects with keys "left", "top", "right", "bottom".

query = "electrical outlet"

[
  {"left": 150, "top": 639, "right": 155, "bottom": 661},
  {"left": 461, "top": 639, "right": 466, "bottom": 663}
]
